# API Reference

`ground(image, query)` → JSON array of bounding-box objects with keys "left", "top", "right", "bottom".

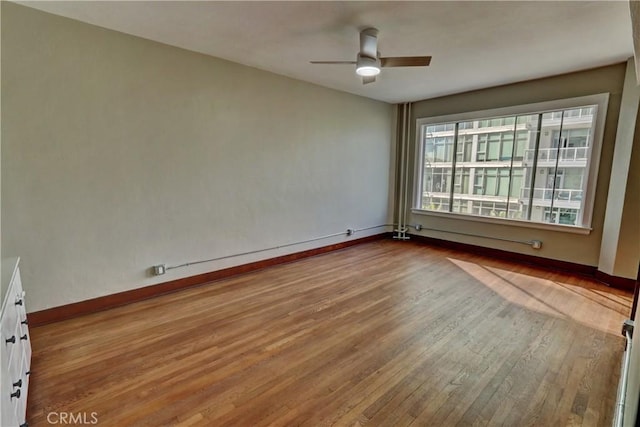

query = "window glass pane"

[
  {"left": 477, "top": 134, "right": 487, "bottom": 161},
  {"left": 517, "top": 114, "right": 539, "bottom": 220},
  {"left": 518, "top": 114, "right": 539, "bottom": 165},
  {"left": 425, "top": 196, "right": 449, "bottom": 212},
  {"left": 497, "top": 168, "right": 510, "bottom": 197},
  {"left": 509, "top": 168, "right": 524, "bottom": 198},
  {"left": 432, "top": 137, "right": 454, "bottom": 162},
  {"left": 524, "top": 108, "right": 594, "bottom": 225},
  {"left": 456, "top": 134, "right": 473, "bottom": 162},
  {"left": 473, "top": 169, "right": 484, "bottom": 195},
  {"left": 562, "top": 168, "right": 583, "bottom": 191},
  {"left": 453, "top": 200, "right": 470, "bottom": 214},
  {"left": 508, "top": 166, "right": 525, "bottom": 219},
  {"left": 508, "top": 204, "right": 524, "bottom": 219},
  {"left": 431, "top": 168, "right": 451, "bottom": 193},
  {"left": 485, "top": 177, "right": 497, "bottom": 195},
  {"left": 543, "top": 207, "right": 578, "bottom": 225},
  {"left": 423, "top": 125, "right": 437, "bottom": 163},
  {"left": 452, "top": 167, "right": 470, "bottom": 213},
  {"left": 566, "top": 128, "right": 588, "bottom": 147},
  {"left": 485, "top": 168, "right": 497, "bottom": 195},
  {"left": 500, "top": 132, "right": 514, "bottom": 161},
  {"left": 487, "top": 134, "right": 500, "bottom": 161},
  {"left": 522, "top": 112, "right": 555, "bottom": 224},
  {"left": 493, "top": 203, "right": 508, "bottom": 218},
  {"left": 421, "top": 166, "right": 452, "bottom": 210},
  {"left": 558, "top": 209, "right": 578, "bottom": 225},
  {"left": 420, "top": 123, "right": 455, "bottom": 211},
  {"left": 514, "top": 130, "right": 528, "bottom": 160}
]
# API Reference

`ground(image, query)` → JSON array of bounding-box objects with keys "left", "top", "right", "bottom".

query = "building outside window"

[{"left": 414, "top": 94, "right": 607, "bottom": 230}]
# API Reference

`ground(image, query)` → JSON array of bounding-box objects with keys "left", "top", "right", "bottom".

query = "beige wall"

[
  {"left": 600, "top": 59, "right": 640, "bottom": 279},
  {"left": 404, "top": 64, "right": 635, "bottom": 270},
  {"left": 616, "top": 115, "right": 640, "bottom": 277},
  {"left": 1, "top": 3, "right": 394, "bottom": 312},
  {"left": 612, "top": 99, "right": 640, "bottom": 278}
]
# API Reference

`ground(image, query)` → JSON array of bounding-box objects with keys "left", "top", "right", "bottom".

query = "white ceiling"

[{"left": 18, "top": 1, "right": 635, "bottom": 104}]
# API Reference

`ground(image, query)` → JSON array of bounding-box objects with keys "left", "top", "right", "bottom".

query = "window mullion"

[
  {"left": 449, "top": 122, "right": 459, "bottom": 212},
  {"left": 527, "top": 114, "right": 543, "bottom": 220},
  {"left": 505, "top": 117, "right": 518, "bottom": 216},
  {"left": 549, "top": 112, "right": 565, "bottom": 215}
]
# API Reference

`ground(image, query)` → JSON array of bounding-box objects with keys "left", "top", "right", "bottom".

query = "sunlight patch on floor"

[{"left": 448, "top": 257, "right": 632, "bottom": 336}]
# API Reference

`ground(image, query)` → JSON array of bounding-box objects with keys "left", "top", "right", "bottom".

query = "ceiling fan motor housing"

[
  {"left": 356, "top": 28, "right": 381, "bottom": 76},
  {"left": 359, "top": 28, "right": 379, "bottom": 58}
]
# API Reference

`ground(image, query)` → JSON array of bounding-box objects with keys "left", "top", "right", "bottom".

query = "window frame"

[{"left": 412, "top": 93, "right": 609, "bottom": 234}]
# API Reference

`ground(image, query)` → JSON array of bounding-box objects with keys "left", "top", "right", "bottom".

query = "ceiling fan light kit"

[
  {"left": 310, "top": 27, "right": 431, "bottom": 85},
  {"left": 355, "top": 54, "right": 381, "bottom": 76}
]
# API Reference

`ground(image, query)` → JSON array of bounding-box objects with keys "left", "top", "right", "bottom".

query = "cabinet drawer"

[
  {"left": 5, "top": 318, "right": 22, "bottom": 372},
  {"left": 20, "top": 331, "right": 31, "bottom": 371},
  {"left": 13, "top": 353, "right": 29, "bottom": 426},
  {"left": 1, "top": 301, "right": 18, "bottom": 349},
  {"left": 0, "top": 340, "right": 18, "bottom": 427},
  {"left": 16, "top": 322, "right": 30, "bottom": 370},
  {"left": 2, "top": 359, "right": 21, "bottom": 427},
  {"left": 4, "top": 347, "right": 28, "bottom": 426},
  {"left": 0, "top": 385, "right": 18, "bottom": 427}
]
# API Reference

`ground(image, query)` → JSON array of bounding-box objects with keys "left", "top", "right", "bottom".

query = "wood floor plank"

[{"left": 26, "top": 240, "right": 632, "bottom": 426}]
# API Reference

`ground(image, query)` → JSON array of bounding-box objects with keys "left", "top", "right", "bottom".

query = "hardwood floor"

[{"left": 27, "top": 240, "right": 632, "bottom": 426}]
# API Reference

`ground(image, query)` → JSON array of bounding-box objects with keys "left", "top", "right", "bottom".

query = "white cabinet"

[{"left": 0, "top": 258, "right": 30, "bottom": 427}]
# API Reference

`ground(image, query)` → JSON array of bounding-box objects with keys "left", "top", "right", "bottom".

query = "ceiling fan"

[{"left": 310, "top": 27, "right": 432, "bottom": 84}]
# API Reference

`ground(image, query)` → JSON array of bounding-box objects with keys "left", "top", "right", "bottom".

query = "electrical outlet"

[
  {"left": 346, "top": 228, "right": 355, "bottom": 236},
  {"left": 531, "top": 240, "right": 542, "bottom": 249},
  {"left": 152, "top": 264, "right": 166, "bottom": 275}
]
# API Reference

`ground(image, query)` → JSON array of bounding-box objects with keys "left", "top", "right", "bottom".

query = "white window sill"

[{"left": 410, "top": 208, "right": 593, "bottom": 235}]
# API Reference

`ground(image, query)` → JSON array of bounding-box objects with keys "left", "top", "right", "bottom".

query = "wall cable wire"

[{"left": 165, "top": 224, "right": 394, "bottom": 271}]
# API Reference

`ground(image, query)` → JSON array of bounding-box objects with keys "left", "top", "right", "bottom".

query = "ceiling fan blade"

[
  {"left": 362, "top": 75, "right": 376, "bottom": 85},
  {"left": 360, "top": 28, "right": 378, "bottom": 59},
  {"left": 380, "top": 56, "right": 432, "bottom": 67},
  {"left": 310, "top": 61, "right": 357, "bottom": 64}
]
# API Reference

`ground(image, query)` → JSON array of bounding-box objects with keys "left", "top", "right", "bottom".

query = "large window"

[{"left": 414, "top": 94, "right": 608, "bottom": 230}]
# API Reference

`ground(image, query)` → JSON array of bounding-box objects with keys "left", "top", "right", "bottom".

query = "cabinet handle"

[
  {"left": 13, "top": 379, "right": 22, "bottom": 388},
  {"left": 25, "top": 371, "right": 31, "bottom": 376},
  {"left": 20, "top": 423, "right": 28, "bottom": 427},
  {"left": 21, "top": 318, "right": 28, "bottom": 325},
  {"left": 5, "top": 335, "right": 15, "bottom": 344},
  {"left": 20, "top": 334, "right": 28, "bottom": 341},
  {"left": 15, "top": 299, "right": 23, "bottom": 306},
  {"left": 10, "top": 389, "right": 20, "bottom": 399}
]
